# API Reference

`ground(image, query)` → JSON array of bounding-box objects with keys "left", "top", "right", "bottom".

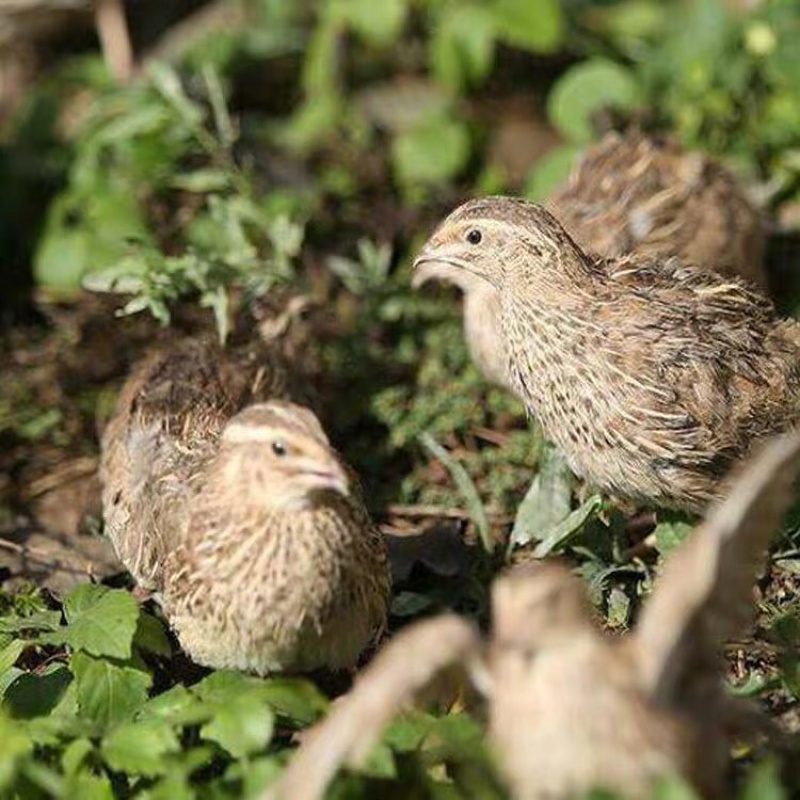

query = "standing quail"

[
  {"left": 100, "top": 338, "right": 389, "bottom": 674},
  {"left": 270, "top": 432, "right": 800, "bottom": 800},
  {"left": 414, "top": 132, "right": 766, "bottom": 391},
  {"left": 413, "top": 197, "right": 800, "bottom": 511}
]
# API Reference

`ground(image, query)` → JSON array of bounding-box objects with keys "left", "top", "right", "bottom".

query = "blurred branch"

[{"left": 94, "top": 0, "right": 133, "bottom": 82}]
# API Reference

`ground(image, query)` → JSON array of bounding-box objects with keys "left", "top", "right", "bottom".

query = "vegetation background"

[{"left": 0, "top": 0, "right": 799, "bottom": 797}]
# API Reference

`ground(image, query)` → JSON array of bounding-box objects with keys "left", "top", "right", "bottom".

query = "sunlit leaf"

[
  {"left": 72, "top": 653, "right": 151, "bottom": 729},
  {"left": 101, "top": 718, "right": 180, "bottom": 776},
  {"left": 547, "top": 58, "right": 641, "bottom": 142}
]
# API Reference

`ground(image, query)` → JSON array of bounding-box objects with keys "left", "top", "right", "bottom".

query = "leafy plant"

[{"left": 35, "top": 62, "right": 304, "bottom": 342}]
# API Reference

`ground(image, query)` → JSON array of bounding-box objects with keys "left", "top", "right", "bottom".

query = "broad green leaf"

[
  {"left": 489, "top": 0, "right": 563, "bottom": 52},
  {"left": 63, "top": 585, "right": 139, "bottom": 660},
  {"left": 0, "top": 610, "right": 62, "bottom": 634},
  {"left": 34, "top": 187, "right": 151, "bottom": 291},
  {"left": 0, "top": 640, "right": 24, "bottom": 675},
  {"left": 392, "top": 116, "right": 470, "bottom": 188},
  {"left": 64, "top": 772, "right": 114, "bottom": 800},
  {"left": 740, "top": 758, "right": 786, "bottom": 800},
  {"left": 430, "top": 5, "right": 496, "bottom": 91},
  {"left": 420, "top": 433, "right": 491, "bottom": 552},
  {"left": 652, "top": 773, "right": 703, "bottom": 799},
  {"left": 654, "top": 512, "right": 694, "bottom": 557},
  {"left": 61, "top": 738, "right": 94, "bottom": 776},
  {"left": 533, "top": 494, "right": 603, "bottom": 557},
  {"left": 524, "top": 144, "right": 580, "bottom": 201},
  {"left": 72, "top": 652, "right": 152, "bottom": 729},
  {"left": 258, "top": 678, "right": 329, "bottom": 725},
  {"left": 4, "top": 665, "right": 72, "bottom": 719},
  {"left": 0, "top": 713, "right": 32, "bottom": 789},
  {"left": 547, "top": 58, "right": 641, "bottom": 142},
  {"left": 510, "top": 442, "right": 573, "bottom": 549},
  {"left": 101, "top": 718, "right": 180, "bottom": 776},
  {"left": 133, "top": 612, "right": 172, "bottom": 657},
  {"left": 336, "top": 0, "right": 407, "bottom": 46},
  {"left": 200, "top": 695, "right": 275, "bottom": 757},
  {"left": 137, "top": 684, "right": 208, "bottom": 726}
]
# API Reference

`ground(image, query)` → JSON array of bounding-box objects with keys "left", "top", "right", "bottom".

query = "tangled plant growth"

[{"left": 1, "top": 0, "right": 800, "bottom": 797}]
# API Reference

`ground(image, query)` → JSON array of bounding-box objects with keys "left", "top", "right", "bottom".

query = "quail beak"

[
  {"left": 297, "top": 457, "right": 350, "bottom": 497},
  {"left": 412, "top": 250, "right": 473, "bottom": 290}
]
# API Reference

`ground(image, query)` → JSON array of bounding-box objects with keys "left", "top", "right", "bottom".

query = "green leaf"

[
  {"left": 0, "top": 640, "right": 24, "bottom": 675},
  {"left": 4, "top": 665, "right": 73, "bottom": 719},
  {"left": 200, "top": 694, "right": 275, "bottom": 758},
  {"left": 63, "top": 585, "right": 139, "bottom": 660},
  {"left": 336, "top": 0, "right": 407, "bottom": 46},
  {"left": 101, "top": 718, "right": 180, "bottom": 776},
  {"left": 137, "top": 684, "right": 208, "bottom": 727},
  {"left": 191, "top": 671, "right": 276, "bottom": 756},
  {"left": 740, "top": 758, "right": 786, "bottom": 800},
  {"left": 489, "top": 0, "right": 563, "bottom": 53},
  {"left": 61, "top": 738, "right": 94, "bottom": 776},
  {"left": 430, "top": 5, "right": 496, "bottom": 91},
  {"left": 510, "top": 442, "right": 573, "bottom": 549},
  {"left": 0, "top": 713, "right": 32, "bottom": 789},
  {"left": 34, "top": 187, "right": 151, "bottom": 291},
  {"left": 420, "top": 433, "right": 492, "bottom": 552},
  {"left": 257, "top": 678, "right": 329, "bottom": 725},
  {"left": 652, "top": 773, "right": 703, "bottom": 799},
  {"left": 72, "top": 652, "right": 152, "bottom": 729},
  {"left": 133, "top": 612, "right": 172, "bottom": 657},
  {"left": 64, "top": 772, "right": 114, "bottom": 800},
  {"left": 0, "top": 610, "right": 62, "bottom": 634},
  {"left": 654, "top": 512, "right": 694, "bottom": 557},
  {"left": 392, "top": 116, "right": 471, "bottom": 188},
  {"left": 532, "top": 494, "right": 603, "bottom": 557},
  {"left": 524, "top": 144, "right": 580, "bottom": 201},
  {"left": 547, "top": 58, "right": 641, "bottom": 142}
]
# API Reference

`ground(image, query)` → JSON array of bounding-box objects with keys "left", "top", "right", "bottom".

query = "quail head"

[
  {"left": 414, "top": 196, "right": 800, "bottom": 512},
  {"left": 100, "top": 339, "right": 389, "bottom": 674},
  {"left": 414, "top": 132, "right": 766, "bottom": 392},
  {"left": 268, "top": 432, "right": 800, "bottom": 800}
]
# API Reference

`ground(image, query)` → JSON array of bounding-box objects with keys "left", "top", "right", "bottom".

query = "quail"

[
  {"left": 270, "top": 432, "right": 800, "bottom": 800},
  {"left": 414, "top": 132, "right": 766, "bottom": 391},
  {"left": 413, "top": 197, "right": 800, "bottom": 512},
  {"left": 100, "top": 338, "right": 389, "bottom": 674}
]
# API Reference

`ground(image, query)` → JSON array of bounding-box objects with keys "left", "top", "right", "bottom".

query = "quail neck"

[{"left": 415, "top": 197, "right": 800, "bottom": 512}]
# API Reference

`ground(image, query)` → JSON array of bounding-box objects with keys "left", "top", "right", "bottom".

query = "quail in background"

[
  {"left": 101, "top": 339, "right": 389, "bottom": 674},
  {"left": 414, "top": 197, "right": 800, "bottom": 512},
  {"left": 414, "top": 132, "right": 766, "bottom": 392},
  {"left": 270, "top": 432, "right": 800, "bottom": 800}
]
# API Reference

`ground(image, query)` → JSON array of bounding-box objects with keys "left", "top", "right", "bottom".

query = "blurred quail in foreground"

[
  {"left": 414, "top": 132, "right": 766, "bottom": 390},
  {"left": 414, "top": 197, "right": 800, "bottom": 512},
  {"left": 101, "top": 339, "right": 389, "bottom": 674},
  {"left": 270, "top": 433, "right": 800, "bottom": 800}
]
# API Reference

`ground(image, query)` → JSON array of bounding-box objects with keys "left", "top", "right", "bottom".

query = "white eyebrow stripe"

[{"left": 222, "top": 423, "right": 286, "bottom": 444}]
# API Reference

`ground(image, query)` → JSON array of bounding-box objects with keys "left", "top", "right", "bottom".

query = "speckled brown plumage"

[
  {"left": 414, "top": 133, "right": 766, "bottom": 391},
  {"left": 269, "top": 433, "right": 800, "bottom": 800},
  {"left": 414, "top": 197, "right": 800, "bottom": 512},
  {"left": 100, "top": 338, "right": 389, "bottom": 674},
  {"left": 549, "top": 131, "right": 766, "bottom": 287}
]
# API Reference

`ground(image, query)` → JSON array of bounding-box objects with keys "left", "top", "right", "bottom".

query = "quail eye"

[
  {"left": 466, "top": 229, "right": 482, "bottom": 245},
  {"left": 271, "top": 441, "right": 287, "bottom": 457}
]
